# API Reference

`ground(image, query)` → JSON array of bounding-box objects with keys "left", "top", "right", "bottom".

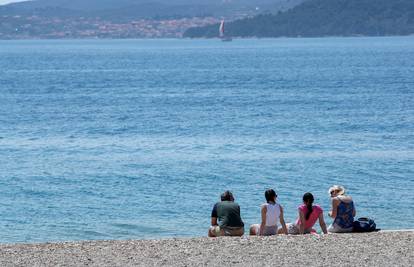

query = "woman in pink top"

[{"left": 287, "top": 192, "right": 328, "bottom": 234}]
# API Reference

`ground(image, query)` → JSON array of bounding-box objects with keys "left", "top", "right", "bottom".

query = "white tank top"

[{"left": 262, "top": 202, "right": 281, "bottom": 227}]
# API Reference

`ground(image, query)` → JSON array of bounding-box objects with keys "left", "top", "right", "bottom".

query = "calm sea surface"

[{"left": 0, "top": 37, "right": 413, "bottom": 243}]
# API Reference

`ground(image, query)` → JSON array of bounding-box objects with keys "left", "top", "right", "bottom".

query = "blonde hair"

[{"left": 328, "top": 185, "right": 345, "bottom": 196}]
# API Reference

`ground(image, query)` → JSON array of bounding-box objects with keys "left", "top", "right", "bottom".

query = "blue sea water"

[{"left": 0, "top": 37, "right": 413, "bottom": 243}]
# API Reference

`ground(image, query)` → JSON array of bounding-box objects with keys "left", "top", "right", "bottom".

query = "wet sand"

[{"left": 0, "top": 231, "right": 412, "bottom": 266}]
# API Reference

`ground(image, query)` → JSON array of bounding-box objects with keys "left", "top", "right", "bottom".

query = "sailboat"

[{"left": 219, "top": 20, "right": 232, "bottom": 42}]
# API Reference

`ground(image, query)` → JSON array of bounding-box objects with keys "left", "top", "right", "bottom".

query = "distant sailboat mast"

[
  {"left": 219, "top": 20, "right": 225, "bottom": 38},
  {"left": 219, "top": 19, "right": 232, "bottom": 41}
]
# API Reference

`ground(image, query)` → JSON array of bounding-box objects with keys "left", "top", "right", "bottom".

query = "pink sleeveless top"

[{"left": 295, "top": 204, "right": 323, "bottom": 229}]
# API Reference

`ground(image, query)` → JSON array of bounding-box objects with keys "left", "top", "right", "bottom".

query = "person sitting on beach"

[
  {"left": 287, "top": 192, "right": 328, "bottom": 235},
  {"left": 249, "top": 189, "right": 288, "bottom": 236},
  {"left": 328, "top": 185, "right": 356, "bottom": 233},
  {"left": 208, "top": 190, "right": 244, "bottom": 237}
]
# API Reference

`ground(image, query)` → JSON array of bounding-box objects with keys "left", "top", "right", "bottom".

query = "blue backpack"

[{"left": 353, "top": 217, "right": 376, "bottom": 232}]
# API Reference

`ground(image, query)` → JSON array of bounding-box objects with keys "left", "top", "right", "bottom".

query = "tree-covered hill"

[{"left": 184, "top": 0, "right": 414, "bottom": 38}]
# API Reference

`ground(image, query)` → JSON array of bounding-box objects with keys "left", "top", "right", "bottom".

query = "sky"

[{"left": 0, "top": 0, "right": 28, "bottom": 5}]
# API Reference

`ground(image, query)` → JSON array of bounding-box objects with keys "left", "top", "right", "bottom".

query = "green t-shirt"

[{"left": 211, "top": 201, "right": 244, "bottom": 228}]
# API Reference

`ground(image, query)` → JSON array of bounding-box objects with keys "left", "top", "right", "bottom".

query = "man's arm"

[{"left": 211, "top": 203, "right": 218, "bottom": 226}]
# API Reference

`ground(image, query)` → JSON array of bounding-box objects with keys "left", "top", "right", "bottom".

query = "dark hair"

[
  {"left": 264, "top": 189, "right": 277, "bottom": 203},
  {"left": 303, "top": 192, "right": 314, "bottom": 220},
  {"left": 221, "top": 190, "right": 234, "bottom": 201}
]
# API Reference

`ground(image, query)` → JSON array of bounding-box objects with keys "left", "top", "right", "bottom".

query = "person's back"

[
  {"left": 249, "top": 189, "right": 288, "bottom": 236},
  {"left": 287, "top": 193, "right": 328, "bottom": 235},
  {"left": 262, "top": 202, "right": 280, "bottom": 227},
  {"left": 334, "top": 197, "right": 354, "bottom": 229},
  {"left": 296, "top": 204, "right": 323, "bottom": 229},
  {"left": 328, "top": 185, "right": 356, "bottom": 233},
  {"left": 214, "top": 201, "right": 244, "bottom": 228},
  {"left": 208, "top": 191, "right": 244, "bottom": 237}
]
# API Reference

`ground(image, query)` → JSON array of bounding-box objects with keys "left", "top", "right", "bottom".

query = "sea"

[{"left": 0, "top": 37, "right": 413, "bottom": 243}]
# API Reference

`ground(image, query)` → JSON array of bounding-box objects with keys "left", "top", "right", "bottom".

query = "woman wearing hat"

[{"left": 328, "top": 185, "right": 356, "bottom": 233}]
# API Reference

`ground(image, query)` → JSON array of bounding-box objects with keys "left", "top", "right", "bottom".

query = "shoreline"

[
  {"left": 0, "top": 231, "right": 412, "bottom": 266},
  {"left": 1, "top": 35, "right": 414, "bottom": 41}
]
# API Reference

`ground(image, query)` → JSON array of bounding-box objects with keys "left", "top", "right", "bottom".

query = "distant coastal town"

[
  {"left": 0, "top": 0, "right": 276, "bottom": 39},
  {"left": 0, "top": 15, "right": 218, "bottom": 39}
]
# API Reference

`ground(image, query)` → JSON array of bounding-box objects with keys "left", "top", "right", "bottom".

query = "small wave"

[
  {"left": 111, "top": 223, "right": 170, "bottom": 234},
  {"left": 111, "top": 223, "right": 142, "bottom": 231}
]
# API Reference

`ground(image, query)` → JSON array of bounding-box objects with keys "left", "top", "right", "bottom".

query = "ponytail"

[
  {"left": 305, "top": 202, "right": 313, "bottom": 220},
  {"left": 303, "top": 192, "right": 314, "bottom": 220}
]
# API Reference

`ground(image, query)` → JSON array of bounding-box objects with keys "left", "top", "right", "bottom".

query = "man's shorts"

[{"left": 210, "top": 226, "right": 244, "bottom": 236}]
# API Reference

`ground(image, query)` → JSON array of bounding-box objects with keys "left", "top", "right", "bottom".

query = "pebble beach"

[{"left": 0, "top": 231, "right": 412, "bottom": 266}]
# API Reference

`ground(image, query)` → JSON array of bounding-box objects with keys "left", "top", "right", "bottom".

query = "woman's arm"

[
  {"left": 318, "top": 212, "right": 328, "bottom": 234},
  {"left": 279, "top": 206, "right": 288, "bottom": 235},
  {"left": 259, "top": 205, "right": 267, "bottom": 236},
  {"left": 352, "top": 203, "right": 356, "bottom": 217},
  {"left": 298, "top": 210, "right": 305, "bottom": 234},
  {"left": 211, "top": 204, "right": 218, "bottom": 226},
  {"left": 329, "top": 198, "right": 338, "bottom": 218}
]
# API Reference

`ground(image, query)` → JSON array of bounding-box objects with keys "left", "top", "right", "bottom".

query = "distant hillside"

[
  {"left": 184, "top": 0, "right": 414, "bottom": 38},
  {"left": 0, "top": 0, "right": 306, "bottom": 20},
  {"left": 0, "top": 0, "right": 307, "bottom": 39}
]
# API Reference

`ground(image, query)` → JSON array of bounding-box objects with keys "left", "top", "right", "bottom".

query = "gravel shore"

[{"left": 0, "top": 231, "right": 412, "bottom": 266}]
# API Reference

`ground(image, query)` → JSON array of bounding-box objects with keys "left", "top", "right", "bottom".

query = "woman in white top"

[{"left": 250, "top": 189, "right": 288, "bottom": 236}]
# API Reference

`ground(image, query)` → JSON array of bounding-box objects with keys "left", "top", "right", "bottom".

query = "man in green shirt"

[{"left": 208, "top": 191, "right": 244, "bottom": 237}]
